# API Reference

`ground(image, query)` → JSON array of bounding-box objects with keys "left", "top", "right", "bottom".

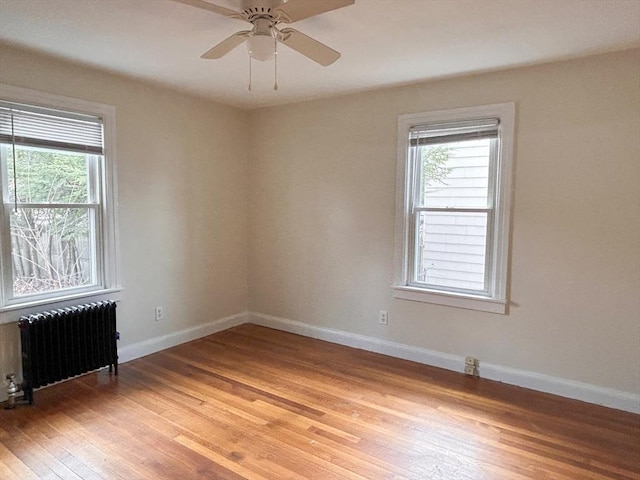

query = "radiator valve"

[{"left": 5, "top": 374, "right": 19, "bottom": 409}]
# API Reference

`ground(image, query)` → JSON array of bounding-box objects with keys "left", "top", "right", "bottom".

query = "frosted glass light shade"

[{"left": 247, "top": 34, "right": 275, "bottom": 62}]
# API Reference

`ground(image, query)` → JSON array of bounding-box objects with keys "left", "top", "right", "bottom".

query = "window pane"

[
  {"left": 415, "top": 211, "right": 487, "bottom": 292},
  {"left": 418, "top": 138, "right": 491, "bottom": 208},
  {"left": 4, "top": 144, "right": 89, "bottom": 204},
  {"left": 10, "top": 207, "right": 96, "bottom": 296}
]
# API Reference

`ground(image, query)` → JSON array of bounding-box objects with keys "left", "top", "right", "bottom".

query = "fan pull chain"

[
  {"left": 273, "top": 37, "right": 278, "bottom": 91},
  {"left": 247, "top": 37, "right": 279, "bottom": 92}
]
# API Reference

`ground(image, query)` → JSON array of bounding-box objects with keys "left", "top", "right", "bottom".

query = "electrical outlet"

[
  {"left": 465, "top": 356, "right": 479, "bottom": 367},
  {"left": 464, "top": 356, "right": 479, "bottom": 376},
  {"left": 155, "top": 306, "right": 164, "bottom": 321},
  {"left": 464, "top": 365, "right": 478, "bottom": 376},
  {"left": 378, "top": 310, "right": 388, "bottom": 325}
]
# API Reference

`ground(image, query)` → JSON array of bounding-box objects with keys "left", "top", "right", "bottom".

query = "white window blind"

[
  {"left": 409, "top": 118, "right": 499, "bottom": 146},
  {"left": 0, "top": 101, "right": 103, "bottom": 155}
]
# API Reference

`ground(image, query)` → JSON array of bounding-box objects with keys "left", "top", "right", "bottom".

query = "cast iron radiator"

[{"left": 18, "top": 300, "right": 118, "bottom": 404}]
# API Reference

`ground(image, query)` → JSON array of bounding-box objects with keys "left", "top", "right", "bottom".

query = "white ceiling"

[{"left": 1, "top": 0, "right": 639, "bottom": 110}]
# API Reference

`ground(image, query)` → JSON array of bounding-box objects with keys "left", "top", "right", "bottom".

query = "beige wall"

[
  {"left": 248, "top": 49, "right": 640, "bottom": 395},
  {"left": 1, "top": 45, "right": 638, "bottom": 401},
  {"left": 0, "top": 46, "right": 249, "bottom": 389}
]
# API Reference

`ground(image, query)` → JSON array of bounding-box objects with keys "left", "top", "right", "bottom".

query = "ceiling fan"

[{"left": 174, "top": 0, "right": 355, "bottom": 66}]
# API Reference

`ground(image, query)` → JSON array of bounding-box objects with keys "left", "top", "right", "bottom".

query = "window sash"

[
  {"left": 0, "top": 144, "right": 101, "bottom": 206},
  {"left": 406, "top": 134, "right": 499, "bottom": 297},
  {"left": 3, "top": 203, "right": 102, "bottom": 301},
  {"left": 5, "top": 202, "right": 100, "bottom": 208},
  {"left": 412, "top": 136, "right": 497, "bottom": 209},
  {"left": 0, "top": 99, "right": 107, "bottom": 306},
  {"left": 408, "top": 208, "right": 494, "bottom": 295}
]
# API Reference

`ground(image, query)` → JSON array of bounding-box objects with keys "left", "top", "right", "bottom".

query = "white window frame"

[
  {"left": 393, "top": 103, "right": 515, "bottom": 314},
  {"left": 0, "top": 84, "right": 121, "bottom": 323}
]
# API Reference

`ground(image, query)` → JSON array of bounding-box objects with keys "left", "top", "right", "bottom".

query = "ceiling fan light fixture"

[
  {"left": 178, "top": 0, "right": 356, "bottom": 75},
  {"left": 247, "top": 33, "right": 275, "bottom": 62}
]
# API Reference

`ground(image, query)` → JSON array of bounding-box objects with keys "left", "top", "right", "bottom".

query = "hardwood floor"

[{"left": 1, "top": 324, "right": 639, "bottom": 479}]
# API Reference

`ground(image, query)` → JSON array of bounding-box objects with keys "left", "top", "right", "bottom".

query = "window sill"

[
  {"left": 0, "top": 288, "right": 123, "bottom": 325},
  {"left": 392, "top": 285, "right": 507, "bottom": 314}
]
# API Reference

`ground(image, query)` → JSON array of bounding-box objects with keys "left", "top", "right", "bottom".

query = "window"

[
  {"left": 0, "top": 85, "right": 119, "bottom": 313},
  {"left": 394, "top": 103, "right": 515, "bottom": 313}
]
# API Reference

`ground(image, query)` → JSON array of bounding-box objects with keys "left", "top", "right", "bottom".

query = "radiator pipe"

[{"left": 5, "top": 374, "right": 21, "bottom": 409}]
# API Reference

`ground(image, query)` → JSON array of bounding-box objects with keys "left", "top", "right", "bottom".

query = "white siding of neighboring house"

[{"left": 418, "top": 139, "right": 491, "bottom": 291}]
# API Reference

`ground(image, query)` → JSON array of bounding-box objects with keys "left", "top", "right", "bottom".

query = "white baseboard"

[
  {"left": 6, "top": 310, "right": 637, "bottom": 414},
  {"left": 118, "top": 311, "right": 248, "bottom": 364},
  {"left": 0, "top": 312, "right": 248, "bottom": 403},
  {"left": 478, "top": 362, "right": 640, "bottom": 414},
  {"left": 248, "top": 312, "right": 640, "bottom": 414}
]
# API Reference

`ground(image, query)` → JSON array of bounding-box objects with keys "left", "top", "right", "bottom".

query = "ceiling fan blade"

[
  {"left": 173, "top": 0, "right": 243, "bottom": 18},
  {"left": 274, "top": 0, "right": 355, "bottom": 23},
  {"left": 201, "top": 31, "right": 252, "bottom": 59},
  {"left": 277, "top": 28, "right": 340, "bottom": 66}
]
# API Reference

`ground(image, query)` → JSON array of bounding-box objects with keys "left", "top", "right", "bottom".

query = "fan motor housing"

[{"left": 240, "top": 0, "right": 284, "bottom": 13}]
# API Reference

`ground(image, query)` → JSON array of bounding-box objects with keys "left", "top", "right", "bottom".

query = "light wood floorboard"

[{"left": 1, "top": 324, "right": 639, "bottom": 479}]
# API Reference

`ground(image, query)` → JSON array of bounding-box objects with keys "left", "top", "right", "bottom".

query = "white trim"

[
  {"left": 479, "top": 362, "right": 640, "bottom": 415},
  {"left": 249, "top": 310, "right": 461, "bottom": 369},
  {"left": 0, "top": 311, "right": 249, "bottom": 402},
  {"left": 0, "top": 288, "right": 122, "bottom": 323},
  {"left": 0, "top": 83, "right": 121, "bottom": 310},
  {"left": 394, "top": 103, "right": 515, "bottom": 313},
  {"left": 248, "top": 311, "right": 640, "bottom": 414},
  {"left": 117, "top": 312, "right": 249, "bottom": 363},
  {"left": 0, "top": 84, "right": 115, "bottom": 119},
  {"left": 3, "top": 310, "right": 636, "bottom": 413},
  {"left": 392, "top": 286, "right": 506, "bottom": 314}
]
